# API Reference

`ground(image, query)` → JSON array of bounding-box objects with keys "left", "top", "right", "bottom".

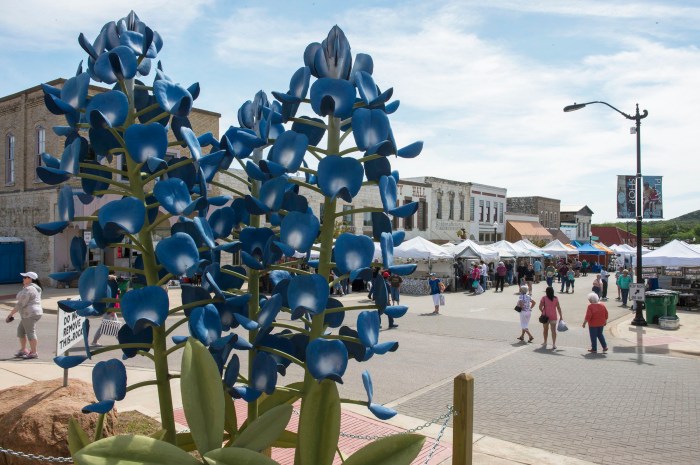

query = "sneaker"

[
  {"left": 588, "top": 349, "right": 597, "bottom": 353},
  {"left": 23, "top": 352, "right": 38, "bottom": 359},
  {"left": 603, "top": 347, "right": 609, "bottom": 353},
  {"left": 14, "top": 350, "right": 28, "bottom": 358}
]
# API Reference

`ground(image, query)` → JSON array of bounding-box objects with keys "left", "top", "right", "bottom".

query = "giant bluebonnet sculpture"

[{"left": 41, "top": 12, "right": 425, "bottom": 465}]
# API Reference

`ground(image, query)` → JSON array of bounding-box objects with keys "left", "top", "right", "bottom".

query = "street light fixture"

[
  {"left": 563, "top": 101, "right": 648, "bottom": 326},
  {"left": 493, "top": 220, "right": 498, "bottom": 242}
]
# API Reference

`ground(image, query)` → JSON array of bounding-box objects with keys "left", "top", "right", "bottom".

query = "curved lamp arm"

[{"left": 563, "top": 101, "right": 648, "bottom": 121}]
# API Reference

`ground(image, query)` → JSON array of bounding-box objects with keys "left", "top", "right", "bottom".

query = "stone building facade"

[
  {"left": 560, "top": 205, "right": 594, "bottom": 242},
  {"left": 506, "top": 196, "right": 561, "bottom": 229},
  {"left": 0, "top": 79, "right": 220, "bottom": 283}
]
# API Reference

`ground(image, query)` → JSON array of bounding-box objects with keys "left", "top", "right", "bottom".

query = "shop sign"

[
  {"left": 641, "top": 267, "right": 659, "bottom": 278},
  {"left": 663, "top": 266, "right": 684, "bottom": 277},
  {"left": 683, "top": 266, "right": 700, "bottom": 276}
]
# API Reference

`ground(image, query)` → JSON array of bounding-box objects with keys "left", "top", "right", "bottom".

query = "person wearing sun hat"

[{"left": 5, "top": 272, "right": 44, "bottom": 359}]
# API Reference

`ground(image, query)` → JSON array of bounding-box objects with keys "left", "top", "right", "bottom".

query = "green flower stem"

[
  {"left": 325, "top": 304, "right": 377, "bottom": 313},
  {"left": 78, "top": 173, "right": 132, "bottom": 191},
  {"left": 287, "top": 177, "right": 322, "bottom": 195},
  {"left": 270, "top": 322, "right": 310, "bottom": 334},
  {"left": 306, "top": 147, "right": 324, "bottom": 161},
  {"left": 108, "top": 266, "right": 145, "bottom": 275},
  {"left": 358, "top": 153, "right": 383, "bottom": 164},
  {"left": 108, "top": 127, "right": 126, "bottom": 147},
  {"left": 107, "top": 147, "right": 126, "bottom": 155},
  {"left": 220, "top": 268, "right": 249, "bottom": 282},
  {"left": 73, "top": 216, "right": 98, "bottom": 222},
  {"left": 125, "top": 233, "right": 145, "bottom": 252},
  {"left": 338, "top": 398, "right": 367, "bottom": 407},
  {"left": 145, "top": 213, "right": 173, "bottom": 233},
  {"left": 324, "top": 334, "right": 362, "bottom": 344},
  {"left": 94, "top": 414, "right": 105, "bottom": 441},
  {"left": 258, "top": 346, "right": 305, "bottom": 368},
  {"left": 338, "top": 146, "right": 359, "bottom": 156},
  {"left": 133, "top": 102, "right": 161, "bottom": 117},
  {"left": 78, "top": 162, "right": 127, "bottom": 177},
  {"left": 289, "top": 117, "right": 327, "bottom": 130},
  {"left": 297, "top": 166, "right": 317, "bottom": 175},
  {"left": 247, "top": 146, "right": 263, "bottom": 426},
  {"left": 210, "top": 180, "right": 248, "bottom": 198},
  {"left": 333, "top": 206, "right": 383, "bottom": 217},
  {"left": 93, "top": 189, "right": 132, "bottom": 197},
  {"left": 144, "top": 112, "right": 170, "bottom": 125},
  {"left": 164, "top": 341, "right": 187, "bottom": 356},
  {"left": 168, "top": 299, "right": 214, "bottom": 316},
  {"left": 338, "top": 127, "right": 353, "bottom": 145},
  {"left": 219, "top": 169, "right": 253, "bottom": 187},
  {"left": 126, "top": 379, "right": 159, "bottom": 392},
  {"left": 329, "top": 274, "right": 349, "bottom": 288},
  {"left": 269, "top": 265, "right": 311, "bottom": 275},
  {"left": 164, "top": 319, "right": 189, "bottom": 339},
  {"left": 156, "top": 274, "right": 174, "bottom": 287},
  {"left": 89, "top": 343, "right": 153, "bottom": 356},
  {"left": 143, "top": 158, "right": 193, "bottom": 184},
  {"left": 150, "top": 326, "right": 176, "bottom": 444}
]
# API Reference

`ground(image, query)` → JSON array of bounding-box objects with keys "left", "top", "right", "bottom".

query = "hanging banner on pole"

[{"left": 616, "top": 175, "right": 663, "bottom": 219}]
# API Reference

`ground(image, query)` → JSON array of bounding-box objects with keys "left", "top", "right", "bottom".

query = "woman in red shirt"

[{"left": 582, "top": 293, "right": 609, "bottom": 353}]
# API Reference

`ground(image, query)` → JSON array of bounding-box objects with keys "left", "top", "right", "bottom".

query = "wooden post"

[{"left": 452, "top": 372, "right": 474, "bottom": 465}]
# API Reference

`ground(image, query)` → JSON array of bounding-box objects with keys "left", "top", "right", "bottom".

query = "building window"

[
  {"left": 459, "top": 197, "right": 465, "bottom": 220},
  {"left": 36, "top": 126, "right": 46, "bottom": 176},
  {"left": 485, "top": 201, "right": 491, "bottom": 223},
  {"left": 5, "top": 134, "right": 15, "bottom": 185},
  {"left": 470, "top": 197, "right": 475, "bottom": 221},
  {"left": 493, "top": 202, "right": 498, "bottom": 225},
  {"left": 363, "top": 211, "right": 372, "bottom": 227},
  {"left": 499, "top": 202, "right": 504, "bottom": 224},
  {"left": 448, "top": 196, "right": 454, "bottom": 220},
  {"left": 404, "top": 198, "right": 413, "bottom": 230},
  {"left": 417, "top": 200, "right": 427, "bottom": 231},
  {"left": 436, "top": 197, "right": 442, "bottom": 219},
  {"left": 342, "top": 205, "right": 353, "bottom": 228},
  {"left": 479, "top": 200, "right": 484, "bottom": 222}
]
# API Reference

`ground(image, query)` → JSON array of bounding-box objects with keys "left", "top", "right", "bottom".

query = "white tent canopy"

[
  {"left": 393, "top": 236, "right": 454, "bottom": 260},
  {"left": 642, "top": 240, "right": 700, "bottom": 267},
  {"left": 540, "top": 239, "right": 579, "bottom": 256},
  {"left": 446, "top": 239, "right": 498, "bottom": 262},
  {"left": 487, "top": 240, "right": 521, "bottom": 259},
  {"left": 512, "top": 240, "right": 544, "bottom": 257}
]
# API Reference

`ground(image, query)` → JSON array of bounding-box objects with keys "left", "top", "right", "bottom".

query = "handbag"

[
  {"left": 98, "top": 318, "right": 123, "bottom": 337},
  {"left": 514, "top": 305, "right": 522, "bottom": 313},
  {"left": 439, "top": 294, "right": 446, "bottom": 306},
  {"left": 472, "top": 280, "right": 479, "bottom": 289},
  {"left": 557, "top": 320, "right": 569, "bottom": 332},
  {"left": 538, "top": 314, "right": 549, "bottom": 324}
]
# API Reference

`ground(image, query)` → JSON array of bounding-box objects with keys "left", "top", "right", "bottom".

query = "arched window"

[
  {"left": 36, "top": 126, "right": 46, "bottom": 178},
  {"left": 5, "top": 134, "right": 15, "bottom": 185}
]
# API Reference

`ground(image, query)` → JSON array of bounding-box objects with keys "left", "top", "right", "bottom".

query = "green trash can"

[
  {"left": 645, "top": 292, "right": 667, "bottom": 324},
  {"left": 665, "top": 291, "right": 679, "bottom": 318}
]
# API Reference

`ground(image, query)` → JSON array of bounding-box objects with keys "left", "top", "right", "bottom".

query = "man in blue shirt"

[{"left": 533, "top": 259, "right": 543, "bottom": 284}]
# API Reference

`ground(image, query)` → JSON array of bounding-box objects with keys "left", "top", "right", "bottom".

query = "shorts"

[
  {"left": 431, "top": 294, "right": 441, "bottom": 305},
  {"left": 17, "top": 315, "right": 42, "bottom": 340}
]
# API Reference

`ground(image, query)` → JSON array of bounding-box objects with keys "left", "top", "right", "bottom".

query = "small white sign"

[
  {"left": 630, "top": 283, "right": 645, "bottom": 301},
  {"left": 56, "top": 309, "right": 86, "bottom": 355},
  {"left": 83, "top": 231, "right": 92, "bottom": 244}
]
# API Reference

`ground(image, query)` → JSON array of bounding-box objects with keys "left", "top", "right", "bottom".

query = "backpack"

[{"left": 567, "top": 270, "right": 575, "bottom": 281}]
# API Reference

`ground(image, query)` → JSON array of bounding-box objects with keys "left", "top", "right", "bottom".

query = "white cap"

[{"left": 20, "top": 272, "right": 38, "bottom": 280}]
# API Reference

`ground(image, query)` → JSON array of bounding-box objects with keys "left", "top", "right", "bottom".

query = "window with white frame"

[
  {"left": 436, "top": 197, "right": 442, "bottom": 219},
  {"left": 342, "top": 205, "right": 353, "bottom": 227},
  {"left": 470, "top": 197, "right": 475, "bottom": 221},
  {"left": 448, "top": 193, "right": 454, "bottom": 220},
  {"left": 499, "top": 202, "right": 504, "bottom": 223},
  {"left": 36, "top": 126, "right": 45, "bottom": 176},
  {"left": 459, "top": 196, "right": 465, "bottom": 220},
  {"left": 363, "top": 211, "right": 372, "bottom": 227},
  {"left": 479, "top": 200, "right": 484, "bottom": 222},
  {"left": 5, "top": 134, "right": 15, "bottom": 185}
]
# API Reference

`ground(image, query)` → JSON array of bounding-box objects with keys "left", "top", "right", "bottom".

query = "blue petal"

[
  {"left": 280, "top": 211, "right": 320, "bottom": 253},
  {"left": 223, "top": 354, "right": 240, "bottom": 388},
  {"left": 362, "top": 369, "right": 375, "bottom": 403},
  {"left": 94, "top": 46, "right": 138, "bottom": 83},
  {"left": 373, "top": 275, "right": 389, "bottom": 311},
  {"left": 397, "top": 141, "right": 424, "bottom": 159},
  {"left": 306, "top": 338, "right": 348, "bottom": 383},
  {"left": 371, "top": 212, "right": 392, "bottom": 242},
  {"left": 194, "top": 216, "right": 216, "bottom": 249},
  {"left": 155, "top": 232, "right": 200, "bottom": 276},
  {"left": 58, "top": 299, "right": 91, "bottom": 313},
  {"left": 253, "top": 175, "right": 289, "bottom": 213},
  {"left": 385, "top": 306, "right": 408, "bottom": 318},
  {"left": 59, "top": 73, "right": 91, "bottom": 111},
  {"left": 50, "top": 271, "right": 81, "bottom": 284},
  {"left": 267, "top": 130, "right": 308, "bottom": 173},
  {"left": 153, "top": 178, "right": 191, "bottom": 215},
  {"left": 81, "top": 161, "right": 112, "bottom": 195},
  {"left": 363, "top": 156, "right": 392, "bottom": 183},
  {"left": 324, "top": 298, "right": 345, "bottom": 328},
  {"left": 257, "top": 293, "right": 282, "bottom": 331},
  {"left": 240, "top": 227, "right": 275, "bottom": 258},
  {"left": 70, "top": 237, "right": 87, "bottom": 271},
  {"left": 208, "top": 207, "right": 235, "bottom": 239},
  {"left": 92, "top": 359, "right": 127, "bottom": 401},
  {"left": 233, "top": 313, "right": 259, "bottom": 331},
  {"left": 389, "top": 202, "right": 419, "bottom": 218},
  {"left": 89, "top": 126, "right": 121, "bottom": 159},
  {"left": 54, "top": 355, "right": 88, "bottom": 369},
  {"left": 35, "top": 221, "right": 70, "bottom": 236},
  {"left": 380, "top": 232, "right": 394, "bottom": 268},
  {"left": 310, "top": 78, "right": 356, "bottom": 119},
  {"left": 334, "top": 233, "right": 374, "bottom": 275},
  {"left": 291, "top": 117, "right": 326, "bottom": 147},
  {"left": 86, "top": 90, "right": 129, "bottom": 128},
  {"left": 180, "top": 284, "right": 212, "bottom": 314},
  {"left": 230, "top": 386, "right": 262, "bottom": 402},
  {"left": 120, "top": 286, "right": 169, "bottom": 333},
  {"left": 188, "top": 304, "right": 222, "bottom": 347},
  {"left": 92, "top": 219, "right": 124, "bottom": 249},
  {"left": 57, "top": 185, "right": 74, "bottom": 222},
  {"left": 83, "top": 400, "right": 115, "bottom": 414},
  {"left": 287, "top": 274, "right": 329, "bottom": 316},
  {"left": 379, "top": 175, "right": 398, "bottom": 211},
  {"left": 357, "top": 311, "right": 380, "bottom": 347},
  {"left": 250, "top": 352, "right": 278, "bottom": 395},
  {"left": 241, "top": 251, "right": 264, "bottom": 270},
  {"left": 389, "top": 264, "right": 417, "bottom": 276},
  {"left": 317, "top": 156, "right": 363, "bottom": 202},
  {"left": 199, "top": 150, "right": 226, "bottom": 182},
  {"left": 125, "top": 123, "right": 168, "bottom": 163},
  {"left": 352, "top": 108, "right": 390, "bottom": 152},
  {"left": 392, "top": 231, "right": 406, "bottom": 247},
  {"left": 117, "top": 325, "right": 153, "bottom": 359},
  {"left": 154, "top": 79, "right": 193, "bottom": 117},
  {"left": 370, "top": 340, "right": 399, "bottom": 355},
  {"left": 172, "top": 335, "right": 188, "bottom": 345},
  {"left": 79, "top": 264, "right": 110, "bottom": 303},
  {"left": 98, "top": 197, "right": 146, "bottom": 236},
  {"left": 355, "top": 71, "right": 379, "bottom": 105},
  {"left": 369, "top": 403, "right": 397, "bottom": 420}
]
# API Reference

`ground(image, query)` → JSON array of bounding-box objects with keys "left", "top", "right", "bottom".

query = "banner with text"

[{"left": 616, "top": 175, "right": 663, "bottom": 219}]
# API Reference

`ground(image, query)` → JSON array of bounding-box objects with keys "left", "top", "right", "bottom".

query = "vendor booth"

[
  {"left": 643, "top": 240, "right": 700, "bottom": 312},
  {"left": 540, "top": 239, "right": 579, "bottom": 258},
  {"left": 391, "top": 237, "right": 455, "bottom": 295}
]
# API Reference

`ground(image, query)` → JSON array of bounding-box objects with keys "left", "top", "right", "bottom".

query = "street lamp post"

[
  {"left": 563, "top": 101, "right": 648, "bottom": 326},
  {"left": 493, "top": 220, "right": 498, "bottom": 242}
]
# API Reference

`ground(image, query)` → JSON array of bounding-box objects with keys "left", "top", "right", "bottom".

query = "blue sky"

[{"left": 1, "top": 0, "right": 698, "bottom": 222}]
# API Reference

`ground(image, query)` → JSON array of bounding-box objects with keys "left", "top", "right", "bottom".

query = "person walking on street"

[
  {"left": 539, "top": 286, "right": 563, "bottom": 350},
  {"left": 367, "top": 267, "right": 379, "bottom": 300},
  {"left": 470, "top": 264, "right": 481, "bottom": 295},
  {"left": 428, "top": 273, "right": 443, "bottom": 314},
  {"left": 583, "top": 293, "right": 609, "bottom": 353},
  {"left": 495, "top": 261, "right": 506, "bottom": 292},
  {"left": 480, "top": 261, "right": 489, "bottom": 291},
  {"left": 545, "top": 263, "right": 556, "bottom": 288},
  {"left": 600, "top": 268, "right": 610, "bottom": 301},
  {"left": 505, "top": 260, "right": 514, "bottom": 286},
  {"left": 524, "top": 264, "right": 535, "bottom": 295},
  {"left": 516, "top": 285, "right": 535, "bottom": 343},
  {"left": 566, "top": 268, "right": 576, "bottom": 293},
  {"left": 389, "top": 273, "right": 403, "bottom": 306},
  {"left": 617, "top": 269, "right": 633, "bottom": 308},
  {"left": 5, "top": 272, "right": 44, "bottom": 359},
  {"left": 615, "top": 266, "right": 623, "bottom": 301},
  {"left": 559, "top": 262, "right": 569, "bottom": 293},
  {"left": 533, "top": 259, "right": 543, "bottom": 284},
  {"left": 581, "top": 259, "right": 589, "bottom": 277},
  {"left": 591, "top": 274, "right": 602, "bottom": 298}
]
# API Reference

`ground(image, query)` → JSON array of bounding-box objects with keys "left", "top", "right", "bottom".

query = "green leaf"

[
  {"left": 223, "top": 389, "right": 238, "bottom": 436},
  {"left": 149, "top": 429, "right": 167, "bottom": 441},
  {"left": 343, "top": 434, "right": 426, "bottom": 465},
  {"left": 258, "top": 382, "right": 304, "bottom": 415},
  {"left": 181, "top": 338, "right": 225, "bottom": 455},
  {"left": 73, "top": 434, "right": 201, "bottom": 465},
  {"left": 175, "top": 432, "right": 197, "bottom": 452},
  {"left": 233, "top": 404, "right": 293, "bottom": 452},
  {"left": 271, "top": 430, "right": 297, "bottom": 449},
  {"left": 203, "top": 447, "right": 279, "bottom": 465},
  {"left": 298, "top": 380, "right": 340, "bottom": 465},
  {"left": 67, "top": 417, "right": 91, "bottom": 456}
]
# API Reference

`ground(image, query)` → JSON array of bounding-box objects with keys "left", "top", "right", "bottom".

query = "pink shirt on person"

[{"left": 539, "top": 296, "right": 559, "bottom": 322}]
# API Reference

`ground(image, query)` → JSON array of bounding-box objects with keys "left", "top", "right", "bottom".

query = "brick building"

[
  {"left": 506, "top": 196, "right": 561, "bottom": 229},
  {"left": 0, "top": 80, "right": 220, "bottom": 283}
]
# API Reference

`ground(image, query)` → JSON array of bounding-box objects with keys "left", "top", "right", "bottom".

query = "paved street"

[{"left": 1, "top": 280, "right": 699, "bottom": 464}]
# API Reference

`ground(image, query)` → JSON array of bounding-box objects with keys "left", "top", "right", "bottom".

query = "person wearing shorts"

[
  {"left": 5, "top": 272, "right": 44, "bottom": 359},
  {"left": 428, "top": 274, "right": 443, "bottom": 314}
]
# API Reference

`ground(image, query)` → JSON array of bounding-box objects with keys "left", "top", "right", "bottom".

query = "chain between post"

[{"left": 0, "top": 446, "right": 73, "bottom": 463}]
